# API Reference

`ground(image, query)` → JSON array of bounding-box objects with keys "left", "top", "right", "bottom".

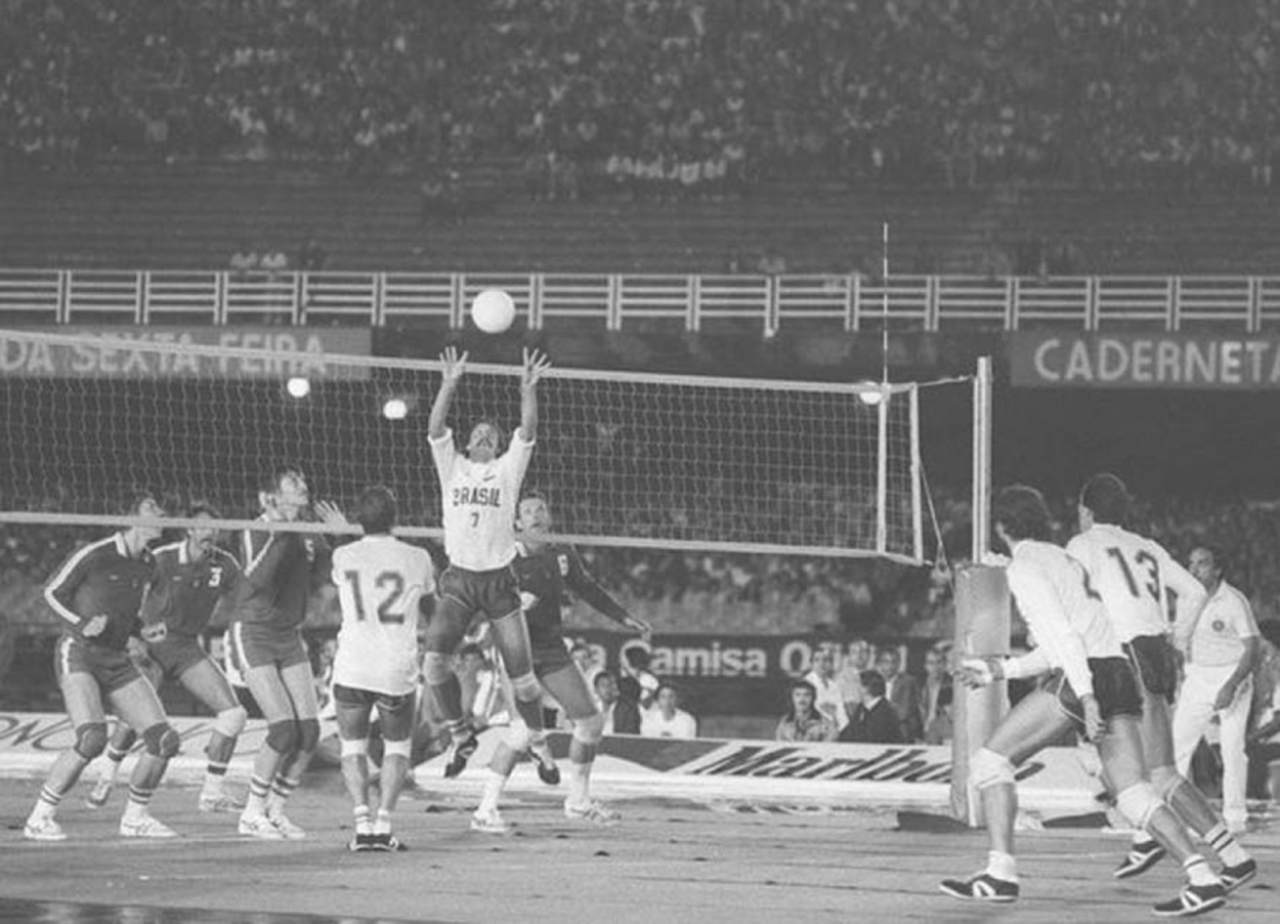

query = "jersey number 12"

[{"left": 342, "top": 570, "right": 406, "bottom": 624}]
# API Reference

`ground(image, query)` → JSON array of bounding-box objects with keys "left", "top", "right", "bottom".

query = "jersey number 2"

[{"left": 342, "top": 570, "right": 406, "bottom": 624}]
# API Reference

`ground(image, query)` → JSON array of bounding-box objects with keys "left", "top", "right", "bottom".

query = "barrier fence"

[{"left": 2, "top": 270, "right": 1279, "bottom": 332}]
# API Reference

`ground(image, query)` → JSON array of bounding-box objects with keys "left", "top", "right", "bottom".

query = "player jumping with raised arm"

[
  {"left": 232, "top": 467, "right": 348, "bottom": 840},
  {"left": 470, "top": 491, "right": 652, "bottom": 833},
  {"left": 1068, "top": 473, "right": 1256, "bottom": 889},
  {"left": 25, "top": 492, "right": 182, "bottom": 840},
  {"left": 330, "top": 485, "right": 435, "bottom": 852},
  {"left": 86, "top": 502, "right": 248, "bottom": 814},
  {"left": 423, "top": 345, "right": 552, "bottom": 780},
  {"left": 941, "top": 485, "right": 1226, "bottom": 918}
]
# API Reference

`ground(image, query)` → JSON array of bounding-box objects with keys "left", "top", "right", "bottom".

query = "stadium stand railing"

[{"left": 1, "top": 270, "right": 1277, "bottom": 332}]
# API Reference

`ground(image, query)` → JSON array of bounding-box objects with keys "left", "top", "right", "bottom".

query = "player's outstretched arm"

[
  {"left": 428, "top": 346, "right": 468, "bottom": 440},
  {"left": 517, "top": 347, "right": 552, "bottom": 443},
  {"left": 567, "top": 547, "right": 651, "bottom": 637}
]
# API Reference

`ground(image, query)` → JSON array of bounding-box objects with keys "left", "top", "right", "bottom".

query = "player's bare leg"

[
  {"left": 1096, "top": 712, "right": 1227, "bottom": 915},
  {"left": 177, "top": 658, "right": 247, "bottom": 812},
  {"left": 238, "top": 663, "right": 297, "bottom": 839},
  {"left": 941, "top": 690, "right": 1074, "bottom": 902},
  {"left": 1120, "top": 691, "right": 1254, "bottom": 890},
  {"left": 422, "top": 597, "right": 476, "bottom": 777},
  {"left": 541, "top": 665, "right": 615, "bottom": 823},
  {"left": 336, "top": 696, "right": 377, "bottom": 850},
  {"left": 258, "top": 662, "right": 320, "bottom": 838},
  {"left": 85, "top": 722, "right": 136, "bottom": 808},
  {"left": 26, "top": 671, "right": 108, "bottom": 840},
  {"left": 108, "top": 677, "right": 180, "bottom": 838},
  {"left": 489, "top": 609, "right": 546, "bottom": 737},
  {"left": 369, "top": 696, "right": 415, "bottom": 850}
]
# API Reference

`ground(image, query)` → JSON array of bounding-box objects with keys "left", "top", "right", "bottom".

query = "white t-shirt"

[
  {"left": 331, "top": 535, "right": 434, "bottom": 696},
  {"left": 430, "top": 427, "right": 534, "bottom": 571},
  {"left": 1066, "top": 524, "right": 1205, "bottom": 643},
  {"left": 1004, "top": 539, "right": 1124, "bottom": 698},
  {"left": 803, "top": 669, "right": 850, "bottom": 731},
  {"left": 1188, "top": 581, "right": 1258, "bottom": 668},
  {"left": 641, "top": 708, "right": 698, "bottom": 739}
]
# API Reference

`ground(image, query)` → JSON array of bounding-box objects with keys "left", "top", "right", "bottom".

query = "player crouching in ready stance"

[{"left": 940, "top": 485, "right": 1227, "bottom": 918}]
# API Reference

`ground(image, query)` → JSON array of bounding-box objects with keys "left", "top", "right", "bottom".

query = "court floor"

[{"left": 0, "top": 773, "right": 1276, "bottom": 924}]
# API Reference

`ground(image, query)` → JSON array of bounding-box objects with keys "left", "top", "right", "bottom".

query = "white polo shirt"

[{"left": 1188, "top": 580, "right": 1258, "bottom": 668}]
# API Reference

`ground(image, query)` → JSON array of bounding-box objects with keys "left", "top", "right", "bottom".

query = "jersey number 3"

[
  {"left": 1106, "top": 547, "right": 1161, "bottom": 601},
  {"left": 342, "top": 570, "right": 406, "bottom": 624}
]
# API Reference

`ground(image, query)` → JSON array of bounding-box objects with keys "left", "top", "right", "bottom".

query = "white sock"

[
  {"left": 374, "top": 808, "right": 392, "bottom": 835},
  {"left": 477, "top": 770, "right": 506, "bottom": 815},
  {"left": 1183, "top": 856, "right": 1216, "bottom": 887},
  {"left": 986, "top": 850, "right": 1017, "bottom": 882},
  {"left": 567, "top": 760, "right": 591, "bottom": 805},
  {"left": 121, "top": 800, "right": 147, "bottom": 823},
  {"left": 202, "top": 773, "right": 224, "bottom": 795},
  {"left": 353, "top": 804, "right": 371, "bottom": 836}
]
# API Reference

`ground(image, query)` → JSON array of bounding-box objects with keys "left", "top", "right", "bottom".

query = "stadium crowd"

[{"left": 2, "top": 0, "right": 1277, "bottom": 190}]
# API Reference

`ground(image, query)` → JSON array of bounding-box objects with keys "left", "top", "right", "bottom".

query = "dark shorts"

[
  {"left": 1123, "top": 634, "right": 1180, "bottom": 704},
  {"left": 146, "top": 634, "right": 212, "bottom": 681},
  {"left": 332, "top": 683, "right": 416, "bottom": 741},
  {"left": 55, "top": 636, "right": 142, "bottom": 695},
  {"left": 428, "top": 565, "right": 521, "bottom": 650},
  {"left": 1054, "top": 656, "right": 1144, "bottom": 731},
  {"left": 230, "top": 622, "right": 308, "bottom": 671}
]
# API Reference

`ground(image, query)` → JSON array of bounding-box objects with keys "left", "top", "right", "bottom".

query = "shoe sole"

[
  {"left": 23, "top": 829, "right": 67, "bottom": 842},
  {"left": 238, "top": 824, "right": 285, "bottom": 840},
  {"left": 1114, "top": 850, "right": 1166, "bottom": 880},
  {"left": 1152, "top": 896, "right": 1226, "bottom": 918},
  {"left": 938, "top": 883, "right": 1016, "bottom": 902},
  {"left": 120, "top": 829, "right": 178, "bottom": 839}
]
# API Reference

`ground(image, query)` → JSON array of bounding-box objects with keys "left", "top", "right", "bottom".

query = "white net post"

[{"left": 949, "top": 355, "right": 1008, "bottom": 825}]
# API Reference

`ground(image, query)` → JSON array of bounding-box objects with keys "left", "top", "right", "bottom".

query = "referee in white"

[{"left": 1173, "top": 545, "right": 1260, "bottom": 834}]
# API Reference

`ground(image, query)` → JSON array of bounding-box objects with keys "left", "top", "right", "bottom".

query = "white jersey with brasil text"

[
  {"left": 1066, "top": 523, "right": 1205, "bottom": 644},
  {"left": 331, "top": 535, "right": 435, "bottom": 696},
  {"left": 429, "top": 427, "right": 534, "bottom": 571},
  {"left": 1006, "top": 539, "right": 1124, "bottom": 698}
]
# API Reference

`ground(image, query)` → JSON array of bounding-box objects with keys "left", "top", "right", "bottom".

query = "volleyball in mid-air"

[{"left": 471, "top": 288, "right": 516, "bottom": 333}]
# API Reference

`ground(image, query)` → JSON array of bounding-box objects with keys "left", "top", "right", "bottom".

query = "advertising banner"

[
  {"left": 0, "top": 327, "right": 372, "bottom": 379},
  {"left": 1010, "top": 331, "right": 1280, "bottom": 389}
]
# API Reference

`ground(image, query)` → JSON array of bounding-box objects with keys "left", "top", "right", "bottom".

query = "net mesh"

[{"left": 0, "top": 329, "right": 922, "bottom": 561}]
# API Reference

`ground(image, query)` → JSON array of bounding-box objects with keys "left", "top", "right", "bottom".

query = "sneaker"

[
  {"left": 564, "top": 799, "right": 620, "bottom": 825},
  {"left": 443, "top": 729, "right": 479, "bottom": 779},
  {"left": 469, "top": 807, "right": 511, "bottom": 834},
  {"left": 119, "top": 813, "right": 179, "bottom": 839},
  {"left": 939, "top": 873, "right": 1019, "bottom": 903},
  {"left": 23, "top": 815, "right": 67, "bottom": 842},
  {"left": 348, "top": 833, "right": 376, "bottom": 852},
  {"left": 198, "top": 791, "right": 245, "bottom": 813},
  {"left": 1152, "top": 882, "right": 1227, "bottom": 918},
  {"left": 267, "top": 809, "right": 306, "bottom": 840},
  {"left": 531, "top": 748, "right": 561, "bottom": 786},
  {"left": 368, "top": 832, "right": 406, "bottom": 852},
  {"left": 1114, "top": 839, "right": 1167, "bottom": 879},
  {"left": 238, "top": 811, "right": 285, "bottom": 840},
  {"left": 85, "top": 778, "right": 113, "bottom": 809},
  {"left": 1220, "top": 858, "right": 1257, "bottom": 893}
]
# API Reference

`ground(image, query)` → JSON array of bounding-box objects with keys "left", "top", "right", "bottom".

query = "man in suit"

[
  {"left": 878, "top": 645, "right": 923, "bottom": 742},
  {"left": 839, "top": 671, "right": 903, "bottom": 743},
  {"left": 920, "top": 644, "right": 955, "bottom": 745}
]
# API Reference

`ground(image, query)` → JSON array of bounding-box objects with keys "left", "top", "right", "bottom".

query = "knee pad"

[
  {"left": 969, "top": 748, "right": 1016, "bottom": 790},
  {"left": 297, "top": 717, "right": 321, "bottom": 752},
  {"left": 339, "top": 737, "right": 368, "bottom": 758},
  {"left": 213, "top": 705, "right": 248, "bottom": 739},
  {"left": 74, "top": 722, "right": 109, "bottom": 761},
  {"left": 573, "top": 711, "right": 606, "bottom": 747},
  {"left": 422, "top": 650, "right": 453, "bottom": 686},
  {"left": 509, "top": 671, "right": 543, "bottom": 704},
  {"left": 1115, "top": 782, "right": 1162, "bottom": 831},
  {"left": 504, "top": 720, "right": 533, "bottom": 753},
  {"left": 265, "top": 719, "right": 298, "bottom": 753},
  {"left": 381, "top": 737, "right": 412, "bottom": 760},
  {"left": 142, "top": 722, "right": 181, "bottom": 759}
]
